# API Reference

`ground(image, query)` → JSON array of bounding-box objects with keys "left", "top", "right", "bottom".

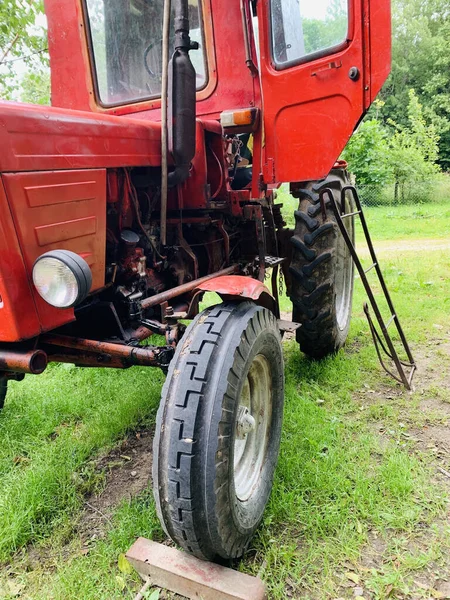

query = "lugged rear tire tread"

[{"left": 289, "top": 168, "right": 354, "bottom": 359}]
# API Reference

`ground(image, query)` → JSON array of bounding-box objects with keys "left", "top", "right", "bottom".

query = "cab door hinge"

[{"left": 263, "top": 158, "right": 276, "bottom": 184}]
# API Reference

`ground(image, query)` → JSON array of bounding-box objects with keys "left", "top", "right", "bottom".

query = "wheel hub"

[
  {"left": 236, "top": 406, "right": 256, "bottom": 439},
  {"left": 233, "top": 354, "right": 273, "bottom": 502}
]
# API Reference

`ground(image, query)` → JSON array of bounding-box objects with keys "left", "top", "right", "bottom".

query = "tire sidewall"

[
  {"left": 201, "top": 304, "right": 284, "bottom": 557},
  {"left": 153, "top": 302, "right": 285, "bottom": 561}
]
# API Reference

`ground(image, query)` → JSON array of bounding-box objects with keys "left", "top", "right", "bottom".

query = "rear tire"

[
  {"left": 153, "top": 302, "right": 284, "bottom": 561},
  {"left": 289, "top": 167, "right": 355, "bottom": 359}
]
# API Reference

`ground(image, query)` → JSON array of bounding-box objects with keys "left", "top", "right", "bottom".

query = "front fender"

[{"left": 195, "top": 275, "right": 277, "bottom": 314}]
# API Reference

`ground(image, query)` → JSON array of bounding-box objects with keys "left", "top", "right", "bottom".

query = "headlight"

[{"left": 32, "top": 250, "right": 92, "bottom": 308}]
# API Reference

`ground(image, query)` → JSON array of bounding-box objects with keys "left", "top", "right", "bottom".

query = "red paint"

[
  {"left": 0, "top": 102, "right": 162, "bottom": 173},
  {"left": 197, "top": 275, "right": 272, "bottom": 302},
  {"left": 0, "top": 178, "right": 40, "bottom": 341},
  {"left": 44, "top": 0, "right": 254, "bottom": 121},
  {"left": 2, "top": 170, "right": 106, "bottom": 333},
  {"left": 0, "top": 0, "right": 392, "bottom": 347}
]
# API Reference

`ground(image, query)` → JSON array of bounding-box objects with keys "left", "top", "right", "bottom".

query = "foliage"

[
  {"left": 379, "top": 0, "right": 450, "bottom": 169},
  {"left": 20, "top": 68, "right": 50, "bottom": 104},
  {"left": 343, "top": 91, "right": 440, "bottom": 204},
  {"left": 341, "top": 115, "right": 391, "bottom": 192},
  {"left": 0, "top": 0, "right": 49, "bottom": 102},
  {"left": 387, "top": 90, "right": 440, "bottom": 202}
]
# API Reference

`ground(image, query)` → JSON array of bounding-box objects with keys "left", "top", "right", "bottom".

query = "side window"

[{"left": 270, "top": 0, "right": 349, "bottom": 68}]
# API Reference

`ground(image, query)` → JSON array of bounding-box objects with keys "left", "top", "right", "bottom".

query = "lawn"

[{"left": 0, "top": 198, "right": 450, "bottom": 599}]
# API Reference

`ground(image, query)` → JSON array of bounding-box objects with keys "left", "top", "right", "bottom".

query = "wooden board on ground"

[{"left": 126, "top": 538, "right": 267, "bottom": 600}]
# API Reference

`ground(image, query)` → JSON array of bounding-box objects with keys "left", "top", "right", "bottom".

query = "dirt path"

[{"left": 358, "top": 237, "right": 450, "bottom": 256}]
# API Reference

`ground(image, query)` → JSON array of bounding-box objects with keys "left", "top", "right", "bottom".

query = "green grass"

[
  {"left": 0, "top": 366, "right": 164, "bottom": 561},
  {"left": 277, "top": 185, "right": 450, "bottom": 241},
  {"left": 1, "top": 199, "right": 450, "bottom": 599}
]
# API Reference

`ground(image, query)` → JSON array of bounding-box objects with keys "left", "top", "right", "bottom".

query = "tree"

[
  {"left": 387, "top": 90, "right": 439, "bottom": 202},
  {"left": 0, "top": 0, "right": 49, "bottom": 102},
  {"left": 378, "top": 0, "right": 450, "bottom": 169},
  {"left": 343, "top": 92, "right": 440, "bottom": 204},
  {"left": 20, "top": 69, "right": 50, "bottom": 105}
]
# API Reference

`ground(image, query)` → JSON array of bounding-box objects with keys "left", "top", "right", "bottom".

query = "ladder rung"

[
  {"left": 385, "top": 314, "right": 396, "bottom": 329},
  {"left": 364, "top": 262, "right": 377, "bottom": 274},
  {"left": 341, "top": 210, "right": 362, "bottom": 219}
]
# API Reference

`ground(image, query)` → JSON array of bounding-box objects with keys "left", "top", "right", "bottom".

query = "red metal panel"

[
  {"left": 367, "top": 0, "right": 391, "bottom": 104},
  {"left": 2, "top": 170, "right": 107, "bottom": 333},
  {"left": 257, "top": 0, "right": 391, "bottom": 184},
  {"left": 44, "top": 0, "right": 93, "bottom": 112},
  {"left": 0, "top": 102, "right": 162, "bottom": 173},
  {"left": 257, "top": 0, "right": 365, "bottom": 183},
  {"left": 0, "top": 178, "right": 41, "bottom": 342},
  {"left": 197, "top": 275, "right": 272, "bottom": 300}
]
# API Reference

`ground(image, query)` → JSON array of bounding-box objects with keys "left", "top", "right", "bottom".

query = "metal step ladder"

[{"left": 320, "top": 185, "right": 416, "bottom": 390}]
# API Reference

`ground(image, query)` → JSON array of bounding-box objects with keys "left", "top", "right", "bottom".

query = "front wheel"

[{"left": 153, "top": 302, "right": 284, "bottom": 561}]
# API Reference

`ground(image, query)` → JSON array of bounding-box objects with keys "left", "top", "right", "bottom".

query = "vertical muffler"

[{"left": 168, "top": 0, "right": 198, "bottom": 187}]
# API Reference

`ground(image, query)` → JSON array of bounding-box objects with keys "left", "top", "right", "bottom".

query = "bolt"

[{"left": 236, "top": 406, "right": 256, "bottom": 439}]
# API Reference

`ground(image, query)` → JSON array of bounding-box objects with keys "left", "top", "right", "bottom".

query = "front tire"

[
  {"left": 0, "top": 379, "right": 7, "bottom": 410},
  {"left": 289, "top": 166, "right": 355, "bottom": 359},
  {"left": 153, "top": 302, "right": 284, "bottom": 561}
]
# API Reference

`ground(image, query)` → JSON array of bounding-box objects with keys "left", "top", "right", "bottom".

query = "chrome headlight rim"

[{"left": 32, "top": 250, "right": 93, "bottom": 309}]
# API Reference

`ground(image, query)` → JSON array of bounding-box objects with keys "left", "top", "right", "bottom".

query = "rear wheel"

[
  {"left": 289, "top": 166, "right": 355, "bottom": 359},
  {"left": 153, "top": 302, "right": 284, "bottom": 561},
  {"left": 0, "top": 378, "right": 7, "bottom": 410}
]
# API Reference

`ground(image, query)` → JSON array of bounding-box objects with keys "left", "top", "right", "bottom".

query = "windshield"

[{"left": 85, "top": 0, "right": 207, "bottom": 106}]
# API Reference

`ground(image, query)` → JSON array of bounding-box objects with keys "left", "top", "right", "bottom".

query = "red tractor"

[{"left": 0, "top": 0, "right": 390, "bottom": 562}]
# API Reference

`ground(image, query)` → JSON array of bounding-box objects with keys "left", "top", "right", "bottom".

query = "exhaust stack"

[{"left": 168, "top": 0, "right": 198, "bottom": 187}]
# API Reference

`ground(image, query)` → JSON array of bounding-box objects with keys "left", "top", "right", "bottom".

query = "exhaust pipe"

[
  {"left": 42, "top": 335, "right": 173, "bottom": 368},
  {"left": 168, "top": 0, "right": 198, "bottom": 187},
  {"left": 160, "top": 0, "right": 197, "bottom": 246},
  {"left": 0, "top": 349, "right": 48, "bottom": 374}
]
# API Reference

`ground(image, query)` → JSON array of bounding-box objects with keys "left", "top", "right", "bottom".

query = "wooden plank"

[{"left": 126, "top": 538, "right": 267, "bottom": 600}]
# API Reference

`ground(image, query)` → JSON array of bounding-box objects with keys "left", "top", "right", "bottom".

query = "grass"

[
  {"left": 277, "top": 185, "right": 450, "bottom": 241},
  {"left": 1, "top": 199, "right": 450, "bottom": 599},
  {"left": 0, "top": 366, "right": 164, "bottom": 561}
]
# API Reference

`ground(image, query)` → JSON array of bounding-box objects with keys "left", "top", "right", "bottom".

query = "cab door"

[{"left": 257, "top": 0, "right": 391, "bottom": 183}]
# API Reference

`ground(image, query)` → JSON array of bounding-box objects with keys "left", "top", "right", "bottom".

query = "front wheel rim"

[{"left": 233, "top": 354, "right": 272, "bottom": 502}]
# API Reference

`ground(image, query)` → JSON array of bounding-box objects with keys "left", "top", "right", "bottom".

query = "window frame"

[
  {"left": 82, "top": 0, "right": 210, "bottom": 109},
  {"left": 268, "top": 0, "right": 352, "bottom": 71}
]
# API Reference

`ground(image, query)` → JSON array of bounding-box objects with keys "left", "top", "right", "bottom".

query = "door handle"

[{"left": 311, "top": 60, "right": 342, "bottom": 77}]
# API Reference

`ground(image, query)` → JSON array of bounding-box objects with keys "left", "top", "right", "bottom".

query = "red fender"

[{"left": 195, "top": 275, "right": 277, "bottom": 314}]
